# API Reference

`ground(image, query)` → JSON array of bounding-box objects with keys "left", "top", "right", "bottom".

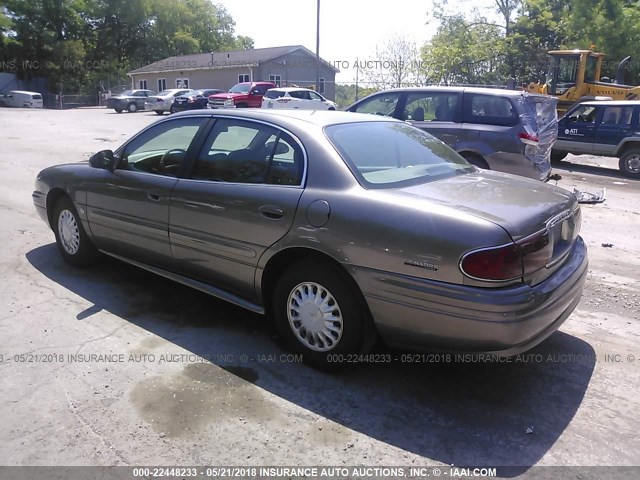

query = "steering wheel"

[{"left": 159, "top": 149, "right": 186, "bottom": 174}]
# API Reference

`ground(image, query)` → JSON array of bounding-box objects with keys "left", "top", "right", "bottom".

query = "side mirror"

[
  {"left": 251, "top": 89, "right": 260, "bottom": 95},
  {"left": 89, "top": 150, "right": 117, "bottom": 171}
]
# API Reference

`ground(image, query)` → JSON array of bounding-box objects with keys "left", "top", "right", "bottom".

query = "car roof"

[
  {"left": 366, "top": 85, "right": 537, "bottom": 98},
  {"left": 170, "top": 108, "right": 398, "bottom": 127},
  {"left": 8, "top": 90, "right": 41, "bottom": 95},
  {"left": 268, "top": 87, "right": 314, "bottom": 92},
  {"left": 579, "top": 100, "right": 640, "bottom": 106}
]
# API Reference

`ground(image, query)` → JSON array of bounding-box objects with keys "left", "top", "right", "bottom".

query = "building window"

[
  {"left": 238, "top": 74, "right": 250, "bottom": 83},
  {"left": 269, "top": 74, "right": 282, "bottom": 87},
  {"left": 176, "top": 78, "right": 189, "bottom": 88},
  {"left": 139, "top": 79, "right": 148, "bottom": 90},
  {"left": 157, "top": 78, "right": 166, "bottom": 92},
  {"left": 318, "top": 78, "right": 325, "bottom": 94}
]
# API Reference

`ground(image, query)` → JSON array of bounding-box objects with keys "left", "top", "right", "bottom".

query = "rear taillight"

[
  {"left": 460, "top": 244, "right": 522, "bottom": 281},
  {"left": 519, "top": 132, "right": 539, "bottom": 145},
  {"left": 460, "top": 230, "right": 551, "bottom": 281}
]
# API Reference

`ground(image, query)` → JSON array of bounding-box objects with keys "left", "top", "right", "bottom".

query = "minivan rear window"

[{"left": 463, "top": 93, "right": 518, "bottom": 127}]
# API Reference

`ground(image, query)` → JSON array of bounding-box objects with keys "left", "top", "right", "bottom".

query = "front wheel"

[
  {"left": 114, "top": 108, "right": 123, "bottom": 113},
  {"left": 154, "top": 110, "right": 164, "bottom": 115},
  {"left": 272, "top": 261, "right": 373, "bottom": 369},
  {"left": 53, "top": 197, "right": 99, "bottom": 267},
  {"left": 619, "top": 149, "right": 640, "bottom": 179}
]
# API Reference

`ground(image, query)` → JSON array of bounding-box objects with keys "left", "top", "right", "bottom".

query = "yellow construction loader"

[{"left": 525, "top": 49, "right": 640, "bottom": 115}]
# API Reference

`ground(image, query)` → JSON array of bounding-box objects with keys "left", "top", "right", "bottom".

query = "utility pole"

[{"left": 315, "top": 0, "right": 320, "bottom": 91}]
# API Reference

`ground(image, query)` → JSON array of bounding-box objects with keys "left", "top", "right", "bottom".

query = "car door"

[
  {"left": 169, "top": 118, "right": 305, "bottom": 302},
  {"left": 401, "top": 90, "right": 462, "bottom": 146},
  {"left": 132, "top": 90, "right": 149, "bottom": 109},
  {"left": 308, "top": 91, "right": 329, "bottom": 110},
  {"left": 556, "top": 104, "right": 598, "bottom": 154},
  {"left": 85, "top": 116, "right": 210, "bottom": 268},
  {"left": 593, "top": 105, "right": 634, "bottom": 155}
]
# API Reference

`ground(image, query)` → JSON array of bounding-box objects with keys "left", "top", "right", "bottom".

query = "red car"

[{"left": 208, "top": 82, "right": 275, "bottom": 108}]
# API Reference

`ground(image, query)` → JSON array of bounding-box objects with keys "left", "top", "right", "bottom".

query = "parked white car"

[
  {"left": 262, "top": 87, "right": 337, "bottom": 110},
  {"left": 145, "top": 89, "right": 192, "bottom": 115},
  {"left": 0, "top": 90, "right": 43, "bottom": 108}
]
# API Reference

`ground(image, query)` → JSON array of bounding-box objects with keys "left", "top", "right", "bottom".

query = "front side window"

[
  {"left": 402, "top": 92, "right": 459, "bottom": 122},
  {"left": 326, "top": 121, "right": 472, "bottom": 188},
  {"left": 567, "top": 105, "right": 598, "bottom": 123},
  {"left": 309, "top": 91, "right": 324, "bottom": 101},
  {"left": 192, "top": 119, "right": 303, "bottom": 185},
  {"left": 349, "top": 92, "right": 401, "bottom": 116},
  {"left": 122, "top": 118, "right": 207, "bottom": 176}
]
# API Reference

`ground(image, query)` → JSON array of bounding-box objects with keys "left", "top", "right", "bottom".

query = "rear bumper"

[{"left": 353, "top": 236, "right": 588, "bottom": 355}]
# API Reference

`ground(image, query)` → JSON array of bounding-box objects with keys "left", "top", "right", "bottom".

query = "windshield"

[
  {"left": 546, "top": 55, "right": 579, "bottom": 95},
  {"left": 325, "top": 121, "right": 473, "bottom": 188},
  {"left": 229, "top": 83, "right": 250, "bottom": 93},
  {"left": 120, "top": 90, "right": 134, "bottom": 96}
]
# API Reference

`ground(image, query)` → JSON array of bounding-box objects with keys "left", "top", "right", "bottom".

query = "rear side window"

[
  {"left": 601, "top": 106, "right": 634, "bottom": 126},
  {"left": 265, "top": 90, "right": 286, "bottom": 99},
  {"left": 463, "top": 94, "right": 518, "bottom": 126},
  {"left": 289, "top": 90, "right": 311, "bottom": 100},
  {"left": 32, "top": 94, "right": 42, "bottom": 99}
]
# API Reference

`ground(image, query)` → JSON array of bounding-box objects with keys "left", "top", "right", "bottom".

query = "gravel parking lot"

[{"left": 0, "top": 107, "right": 639, "bottom": 478}]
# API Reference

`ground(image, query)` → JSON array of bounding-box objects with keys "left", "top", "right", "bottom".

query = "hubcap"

[
  {"left": 625, "top": 154, "right": 640, "bottom": 174},
  {"left": 58, "top": 209, "right": 80, "bottom": 255},
  {"left": 287, "top": 282, "right": 343, "bottom": 352}
]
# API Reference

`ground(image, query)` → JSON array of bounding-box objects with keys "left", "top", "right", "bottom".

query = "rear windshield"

[
  {"left": 325, "top": 121, "right": 473, "bottom": 188},
  {"left": 31, "top": 94, "right": 42, "bottom": 100},
  {"left": 265, "top": 90, "right": 286, "bottom": 99}
]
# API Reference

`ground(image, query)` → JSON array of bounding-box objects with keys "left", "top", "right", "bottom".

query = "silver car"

[{"left": 33, "top": 110, "right": 587, "bottom": 368}]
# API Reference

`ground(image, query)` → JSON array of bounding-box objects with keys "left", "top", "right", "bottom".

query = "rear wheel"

[
  {"left": 619, "top": 148, "right": 640, "bottom": 179},
  {"left": 461, "top": 152, "right": 489, "bottom": 170},
  {"left": 114, "top": 108, "right": 123, "bottom": 113},
  {"left": 272, "top": 260, "right": 373, "bottom": 369},
  {"left": 127, "top": 102, "right": 138, "bottom": 113},
  {"left": 169, "top": 104, "right": 176, "bottom": 114},
  {"left": 551, "top": 151, "right": 567, "bottom": 163},
  {"left": 154, "top": 110, "right": 164, "bottom": 115},
  {"left": 52, "top": 197, "right": 99, "bottom": 267}
]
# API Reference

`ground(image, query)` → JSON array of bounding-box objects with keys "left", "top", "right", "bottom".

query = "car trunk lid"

[{"left": 396, "top": 171, "right": 581, "bottom": 279}]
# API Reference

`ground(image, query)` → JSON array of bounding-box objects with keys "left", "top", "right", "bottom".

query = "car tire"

[
  {"left": 619, "top": 149, "right": 640, "bottom": 179},
  {"left": 114, "top": 108, "right": 123, "bottom": 113},
  {"left": 236, "top": 103, "right": 248, "bottom": 108},
  {"left": 551, "top": 151, "right": 567, "bottom": 163},
  {"left": 169, "top": 105, "right": 176, "bottom": 114},
  {"left": 154, "top": 110, "right": 164, "bottom": 115},
  {"left": 0, "top": 101, "right": 5, "bottom": 107},
  {"left": 127, "top": 103, "right": 138, "bottom": 113},
  {"left": 272, "top": 260, "right": 373, "bottom": 369},
  {"left": 461, "top": 152, "right": 489, "bottom": 170},
  {"left": 52, "top": 197, "right": 99, "bottom": 267}
]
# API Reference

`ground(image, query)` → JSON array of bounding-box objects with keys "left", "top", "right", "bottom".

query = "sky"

[{"left": 217, "top": 0, "right": 497, "bottom": 84}]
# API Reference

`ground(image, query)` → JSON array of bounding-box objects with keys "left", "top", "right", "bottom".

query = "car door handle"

[
  {"left": 148, "top": 192, "right": 163, "bottom": 201},
  {"left": 259, "top": 205, "right": 284, "bottom": 220}
]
